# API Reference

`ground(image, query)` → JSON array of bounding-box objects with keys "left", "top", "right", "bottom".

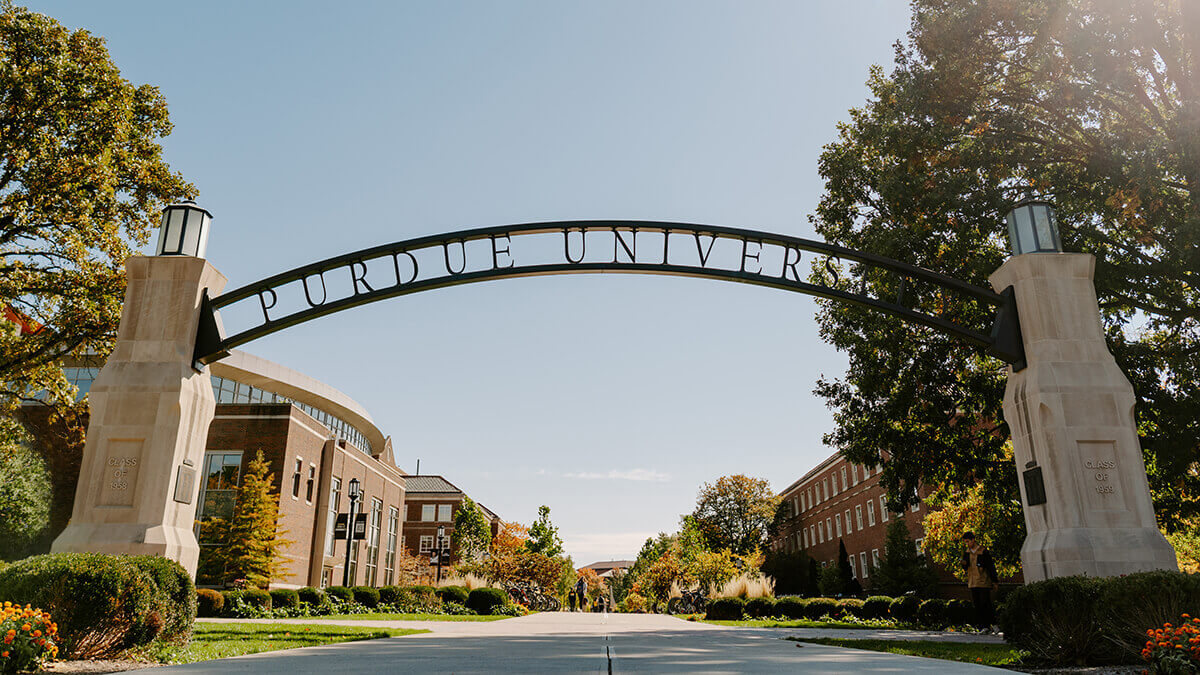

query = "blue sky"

[{"left": 31, "top": 1, "right": 912, "bottom": 563}]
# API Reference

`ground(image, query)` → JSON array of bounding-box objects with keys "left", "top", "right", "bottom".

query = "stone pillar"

[
  {"left": 51, "top": 256, "right": 226, "bottom": 575},
  {"left": 990, "top": 253, "right": 1176, "bottom": 581}
]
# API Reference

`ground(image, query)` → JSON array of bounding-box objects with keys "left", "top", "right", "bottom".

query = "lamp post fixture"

[
  {"left": 342, "top": 478, "right": 361, "bottom": 587},
  {"left": 156, "top": 200, "right": 213, "bottom": 258},
  {"left": 1005, "top": 199, "right": 1062, "bottom": 256},
  {"left": 433, "top": 525, "right": 446, "bottom": 583}
]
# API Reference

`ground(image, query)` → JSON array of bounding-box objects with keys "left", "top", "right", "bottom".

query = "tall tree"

[
  {"left": 691, "top": 475, "right": 780, "bottom": 554},
  {"left": 451, "top": 496, "right": 492, "bottom": 562},
  {"left": 869, "top": 519, "right": 940, "bottom": 598},
  {"left": 811, "top": 0, "right": 1200, "bottom": 525},
  {"left": 200, "top": 451, "right": 291, "bottom": 588},
  {"left": 0, "top": 3, "right": 193, "bottom": 409},
  {"left": 525, "top": 505, "right": 563, "bottom": 557}
]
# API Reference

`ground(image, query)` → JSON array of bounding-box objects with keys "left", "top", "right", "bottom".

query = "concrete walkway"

[{"left": 172, "top": 613, "right": 1007, "bottom": 673}]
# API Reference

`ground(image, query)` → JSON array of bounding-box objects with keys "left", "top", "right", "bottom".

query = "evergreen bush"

[
  {"left": 128, "top": 555, "right": 196, "bottom": 643},
  {"left": 862, "top": 596, "right": 893, "bottom": 620},
  {"left": 466, "top": 588, "right": 508, "bottom": 615},
  {"left": 377, "top": 586, "right": 404, "bottom": 606},
  {"left": 242, "top": 588, "right": 272, "bottom": 610},
  {"left": 838, "top": 598, "right": 866, "bottom": 619},
  {"left": 0, "top": 553, "right": 166, "bottom": 659},
  {"left": 889, "top": 595, "right": 921, "bottom": 624},
  {"left": 1095, "top": 570, "right": 1200, "bottom": 663},
  {"left": 196, "top": 589, "right": 224, "bottom": 618},
  {"left": 917, "top": 598, "right": 946, "bottom": 628},
  {"left": 945, "top": 599, "right": 974, "bottom": 627},
  {"left": 297, "top": 586, "right": 325, "bottom": 608},
  {"left": 326, "top": 586, "right": 354, "bottom": 604},
  {"left": 704, "top": 597, "right": 745, "bottom": 620},
  {"left": 744, "top": 597, "right": 776, "bottom": 618},
  {"left": 270, "top": 588, "right": 300, "bottom": 610},
  {"left": 998, "top": 575, "right": 1105, "bottom": 666},
  {"left": 436, "top": 586, "right": 469, "bottom": 606},
  {"left": 803, "top": 597, "right": 837, "bottom": 620},
  {"left": 775, "top": 596, "right": 807, "bottom": 619},
  {"left": 352, "top": 586, "right": 380, "bottom": 608}
]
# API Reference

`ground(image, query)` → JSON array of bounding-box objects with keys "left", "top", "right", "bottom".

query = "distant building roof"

[
  {"left": 404, "top": 475, "right": 462, "bottom": 494},
  {"left": 581, "top": 560, "right": 635, "bottom": 573}
]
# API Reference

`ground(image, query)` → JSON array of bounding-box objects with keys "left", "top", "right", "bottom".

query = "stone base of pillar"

[
  {"left": 1020, "top": 526, "right": 1178, "bottom": 582},
  {"left": 51, "top": 522, "right": 200, "bottom": 572}
]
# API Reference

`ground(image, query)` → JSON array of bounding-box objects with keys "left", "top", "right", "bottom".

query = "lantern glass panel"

[
  {"left": 161, "top": 208, "right": 185, "bottom": 254},
  {"left": 181, "top": 210, "right": 205, "bottom": 257}
]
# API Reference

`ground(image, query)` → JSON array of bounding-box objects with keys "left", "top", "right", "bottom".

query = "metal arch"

[{"left": 193, "top": 220, "right": 1025, "bottom": 369}]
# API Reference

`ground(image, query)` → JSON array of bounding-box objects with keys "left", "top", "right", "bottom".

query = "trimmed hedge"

[
  {"left": 436, "top": 585, "right": 469, "bottom": 606},
  {"left": 838, "top": 598, "right": 865, "bottom": 619},
  {"left": 196, "top": 589, "right": 224, "bottom": 618},
  {"left": 889, "top": 595, "right": 921, "bottom": 624},
  {"left": 744, "top": 597, "right": 775, "bottom": 618},
  {"left": 243, "top": 588, "right": 272, "bottom": 610},
  {"left": 326, "top": 586, "right": 354, "bottom": 604},
  {"left": 270, "top": 588, "right": 300, "bottom": 610},
  {"left": 705, "top": 597, "right": 745, "bottom": 621},
  {"left": 999, "top": 575, "right": 1106, "bottom": 666},
  {"left": 775, "top": 596, "right": 807, "bottom": 619},
  {"left": 804, "top": 597, "right": 837, "bottom": 620},
  {"left": 917, "top": 599, "right": 946, "bottom": 629},
  {"left": 352, "top": 586, "right": 380, "bottom": 608},
  {"left": 378, "top": 585, "right": 405, "bottom": 606},
  {"left": 945, "top": 599, "right": 973, "bottom": 627},
  {"left": 466, "top": 588, "right": 508, "bottom": 615},
  {"left": 297, "top": 586, "right": 325, "bottom": 608},
  {"left": 862, "top": 596, "right": 893, "bottom": 620},
  {"left": 0, "top": 553, "right": 169, "bottom": 659},
  {"left": 128, "top": 555, "right": 196, "bottom": 644}
]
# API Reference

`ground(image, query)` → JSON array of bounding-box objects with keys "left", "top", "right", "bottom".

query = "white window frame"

[
  {"left": 421, "top": 504, "right": 436, "bottom": 522},
  {"left": 834, "top": 514, "right": 841, "bottom": 538},
  {"left": 291, "top": 458, "right": 303, "bottom": 499},
  {"left": 872, "top": 549, "right": 881, "bottom": 569},
  {"left": 851, "top": 465, "right": 859, "bottom": 485},
  {"left": 880, "top": 496, "right": 889, "bottom": 522},
  {"left": 818, "top": 522, "right": 824, "bottom": 543},
  {"left": 841, "top": 467, "right": 848, "bottom": 492},
  {"left": 855, "top": 505, "right": 863, "bottom": 530},
  {"left": 844, "top": 509, "right": 852, "bottom": 535},
  {"left": 867, "top": 500, "right": 876, "bottom": 526},
  {"left": 437, "top": 504, "right": 453, "bottom": 522},
  {"left": 860, "top": 552, "right": 869, "bottom": 578},
  {"left": 324, "top": 476, "right": 341, "bottom": 556},
  {"left": 419, "top": 535, "right": 434, "bottom": 552}
]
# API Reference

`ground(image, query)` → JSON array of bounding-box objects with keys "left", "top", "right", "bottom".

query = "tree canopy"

[
  {"left": 0, "top": 417, "right": 49, "bottom": 559},
  {"left": 691, "top": 474, "right": 779, "bottom": 554},
  {"left": 451, "top": 496, "right": 492, "bottom": 562},
  {"left": 0, "top": 3, "right": 192, "bottom": 409},
  {"left": 526, "top": 505, "right": 563, "bottom": 557},
  {"left": 811, "top": 0, "right": 1200, "bottom": 525}
]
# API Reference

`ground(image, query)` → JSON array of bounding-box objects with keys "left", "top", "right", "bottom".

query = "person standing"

[
  {"left": 961, "top": 532, "right": 999, "bottom": 633},
  {"left": 567, "top": 589, "right": 577, "bottom": 612},
  {"left": 574, "top": 576, "right": 588, "bottom": 613}
]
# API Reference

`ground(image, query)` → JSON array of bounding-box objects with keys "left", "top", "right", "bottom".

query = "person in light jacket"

[{"left": 961, "top": 532, "right": 999, "bottom": 633}]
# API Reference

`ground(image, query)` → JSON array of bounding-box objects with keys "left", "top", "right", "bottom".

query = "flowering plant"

[
  {"left": 0, "top": 602, "right": 59, "bottom": 674},
  {"left": 1142, "top": 614, "right": 1200, "bottom": 674}
]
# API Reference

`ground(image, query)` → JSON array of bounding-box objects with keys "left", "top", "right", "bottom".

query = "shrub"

[
  {"left": 917, "top": 599, "right": 947, "bottom": 628},
  {"left": 352, "top": 586, "right": 380, "bottom": 608},
  {"left": 945, "top": 599, "right": 974, "bottom": 627},
  {"left": 999, "top": 575, "right": 1105, "bottom": 666},
  {"left": 890, "top": 595, "right": 921, "bottom": 624},
  {"left": 407, "top": 584, "right": 437, "bottom": 599},
  {"left": 242, "top": 588, "right": 272, "bottom": 610},
  {"left": 326, "top": 586, "right": 355, "bottom": 604},
  {"left": 705, "top": 597, "right": 745, "bottom": 620},
  {"left": 378, "top": 586, "right": 404, "bottom": 606},
  {"left": 775, "top": 597, "right": 807, "bottom": 619},
  {"left": 127, "top": 556, "right": 196, "bottom": 644},
  {"left": 0, "top": 553, "right": 165, "bottom": 659},
  {"left": 1096, "top": 570, "right": 1200, "bottom": 663},
  {"left": 0, "top": 603, "right": 59, "bottom": 673},
  {"left": 221, "top": 590, "right": 243, "bottom": 612},
  {"left": 466, "top": 588, "right": 508, "bottom": 615},
  {"left": 803, "top": 597, "right": 837, "bottom": 620},
  {"left": 270, "top": 589, "right": 300, "bottom": 610},
  {"left": 196, "top": 589, "right": 224, "bottom": 618},
  {"left": 745, "top": 597, "right": 776, "bottom": 618},
  {"left": 622, "top": 593, "right": 649, "bottom": 613},
  {"left": 862, "top": 596, "right": 893, "bottom": 620},
  {"left": 838, "top": 598, "right": 866, "bottom": 619},
  {"left": 436, "top": 586, "right": 469, "bottom": 606},
  {"left": 297, "top": 586, "right": 325, "bottom": 608}
]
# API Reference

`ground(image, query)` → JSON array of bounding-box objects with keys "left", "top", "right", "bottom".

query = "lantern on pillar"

[
  {"left": 155, "top": 200, "right": 212, "bottom": 258},
  {"left": 1005, "top": 200, "right": 1061, "bottom": 256}
]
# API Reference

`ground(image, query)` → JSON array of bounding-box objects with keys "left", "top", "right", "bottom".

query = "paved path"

[{"left": 172, "top": 613, "right": 1006, "bottom": 673}]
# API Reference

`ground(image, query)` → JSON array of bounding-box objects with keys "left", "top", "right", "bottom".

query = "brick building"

[
  {"left": 769, "top": 452, "right": 965, "bottom": 597},
  {"left": 402, "top": 475, "right": 501, "bottom": 565}
]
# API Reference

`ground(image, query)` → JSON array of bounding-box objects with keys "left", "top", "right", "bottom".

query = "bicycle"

[{"left": 667, "top": 588, "right": 709, "bottom": 615}]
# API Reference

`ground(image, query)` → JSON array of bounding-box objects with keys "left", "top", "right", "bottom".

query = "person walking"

[
  {"left": 961, "top": 532, "right": 999, "bottom": 633},
  {"left": 567, "top": 589, "right": 577, "bottom": 612},
  {"left": 574, "top": 576, "right": 588, "bottom": 613}
]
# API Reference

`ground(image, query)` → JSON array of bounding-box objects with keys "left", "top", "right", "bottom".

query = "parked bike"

[{"left": 667, "top": 588, "right": 708, "bottom": 615}]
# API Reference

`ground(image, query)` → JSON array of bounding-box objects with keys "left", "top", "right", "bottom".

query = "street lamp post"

[
  {"left": 342, "top": 478, "right": 361, "bottom": 587},
  {"left": 434, "top": 525, "right": 445, "bottom": 583}
]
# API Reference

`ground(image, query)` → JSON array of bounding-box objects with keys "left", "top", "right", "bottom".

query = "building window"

[
  {"left": 880, "top": 496, "right": 889, "bottom": 522},
  {"left": 849, "top": 555, "right": 857, "bottom": 579},
  {"left": 419, "top": 535, "right": 434, "bottom": 553},
  {"left": 821, "top": 479, "right": 828, "bottom": 501},
  {"left": 831, "top": 473, "right": 838, "bottom": 495},
  {"left": 872, "top": 549, "right": 881, "bottom": 569},
  {"left": 915, "top": 537, "right": 924, "bottom": 553},
  {"left": 855, "top": 505, "right": 864, "bottom": 530},
  {"left": 860, "top": 552, "right": 869, "bottom": 578},
  {"left": 811, "top": 525, "right": 816, "bottom": 545},
  {"left": 291, "top": 458, "right": 302, "bottom": 498},
  {"left": 325, "top": 477, "right": 341, "bottom": 556},
  {"left": 795, "top": 533, "right": 801, "bottom": 550},
  {"left": 826, "top": 517, "right": 833, "bottom": 541},
  {"left": 801, "top": 529, "right": 808, "bottom": 548},
  {"left": 385, "top": 507, "right": 398, "bottom": 585},
  {"left": 792, "top": 498, "right": 798, "bottom": 517},
  {"left": 365, "top": 498, "right": 382, "bottom": 586},
  {"left": 851, "top": 465, "right": 859, "bottom": 485},
  {"left": 437, "top": 504, "right": 453, "bottom": 522},
  {"left": 817, "top": 522, "right": 824, "bottom": 544},
  {"left": 911, "top": 497, "right": 921, "bottom": 512},
  {"left": 421, "top": 504, "right": 436, "bottom": 522},
  {"left": 841, "top": 467, "right": 848, "bottom": 492},
  {"left": 844, "top": 509, "right": 852, "bottom": 535},
  {"left": 348, "top": 537, "right": 359, "bottom": 582},
  {"left": 321, "top": 567, "right": 333, "bottom": 588},
  {"left": 807, "top": 488, "right": 813, "bottom": 507},
  {"left": 197, "top": 451, "right": 243, "bottom": 538},
  {"left": 862, "top": 464, "right": 871, "bottom": 479},
  {"left": 305, "top": 465, "right": 316, "bottom": 503},
  {"left": 867, "top": 500, "right": 876, "bottom": 526},
  {"left": 835, "top": 514, "right": 842, "bottom": 537}
]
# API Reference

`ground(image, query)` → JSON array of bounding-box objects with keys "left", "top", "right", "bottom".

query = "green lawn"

[
  {"left": 308, "top": 612, "right": 513, "bottom": 621},
  {"left": 702, "top": 618, "right": 897, "bottom": 630},
  {"left": 155, "top": 622, "right": 427, "bottom": 664},
  {"left": 788, "top": 637, "right": 1027, "bottom": 667}
]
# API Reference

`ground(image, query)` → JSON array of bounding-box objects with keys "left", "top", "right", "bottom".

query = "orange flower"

[{"left": 1, "top": 651, "right": 7, "bottom": 658}]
